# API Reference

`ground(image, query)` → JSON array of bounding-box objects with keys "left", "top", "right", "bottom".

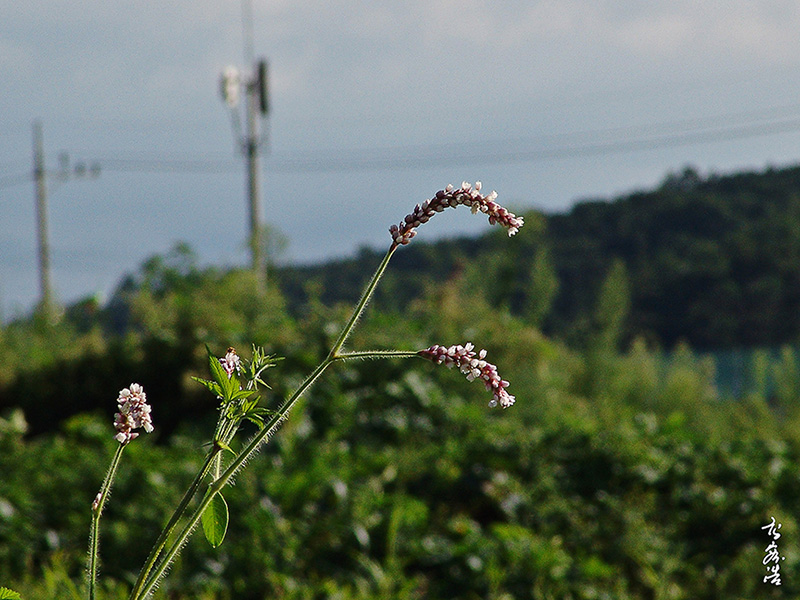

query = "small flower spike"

[
  {"left": 113, "top": 383, "right": 154, "bottom": 445},
  {"left": 418, "top": 343, "right": 516, "bottom": 408},
  {"left": 219, "top": 346, "right": 241, "bottom": 378},
  {"left": 389, "top": 182, "right": 524, "bottom": 247}
]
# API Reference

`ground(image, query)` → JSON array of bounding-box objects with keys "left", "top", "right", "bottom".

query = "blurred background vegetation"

[{"left": 2, "top": 164, "right": 799, "bottom": 598}]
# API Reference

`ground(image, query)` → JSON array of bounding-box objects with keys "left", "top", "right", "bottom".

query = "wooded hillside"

[{"left": 279, "top": 165, "right": 800, "bottom": 349}]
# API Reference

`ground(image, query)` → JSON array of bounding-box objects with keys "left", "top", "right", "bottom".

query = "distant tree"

[
  {"left": 590, "top": 258, "right": 631, "bottom": 352},
  {"left": 524, "top": 247, "right": 558, "bottom": 327}
]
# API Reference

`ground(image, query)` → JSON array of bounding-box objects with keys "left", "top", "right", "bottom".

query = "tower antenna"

[{"left": 221, "top": 0, "right": 270, "bottom": 287}]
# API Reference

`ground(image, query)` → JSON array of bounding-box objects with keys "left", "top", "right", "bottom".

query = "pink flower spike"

[
  {"left": 389, "top": 183, "right": 524, "bottom": 247},
  {"left": 418, "top": 343, "right": 516, "bottom": 409},
  {"left": 219, "top": 346, "right": 241, "bottom": 378},
  {"left": 113, "top": 383, "right": 154, "bottom": 445}
]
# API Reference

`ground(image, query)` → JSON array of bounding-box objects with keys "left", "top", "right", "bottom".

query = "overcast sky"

[{"left": 4, "top": 1, "right": 800, "bottom": 318}]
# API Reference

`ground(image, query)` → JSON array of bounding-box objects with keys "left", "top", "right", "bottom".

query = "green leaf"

[
  {"left": 245, "top": 414, "right": 265, "bottom": 428},
  {"left": 245, "top": 405, "right": 278, "bottom": 429},
  {"left": 208, "top": 352, "right": 231, "bottom": 388},
  {"left": 243, "top": 345, "right": 281, "bottom": 389},
  {"left": 192, "top": 376, "right": 222, "bottom": 397},
  {"left": 205, "top": 347, "right": 245, "bottom": 403},
  {"left": 0, "top": 588, "right": 21, "bottom": 600},
  {"left": 229, "top": 388, "right": 256, "bottom": 402},
  {"left": 201, "top": 492, "right": 229, "bottom": 548},
  {"left": 214, "top": 439, "right": 234, "bottom": 454}
]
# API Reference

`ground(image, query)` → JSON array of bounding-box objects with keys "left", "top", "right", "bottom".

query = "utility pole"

[
  {"left": 221, "top": 61, "right": 269, "bottom": 286},
  {"left": 244, "top": 62, "right": 265, "bottom": 283},
  {"left": 30, "top": 120, "right": 100, "bottom": 321},
  {"left": 33, "top": 120, "right": 54, "bottom": 320},
  {"left": 220, "top": 2, "right": 270, "bottom": 287}
]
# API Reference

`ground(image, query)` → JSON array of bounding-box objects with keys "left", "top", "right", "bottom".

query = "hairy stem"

[
  {"left": 88, "top": 443, "right": 125, "bottom": 600},
  {"left": 136, "top": 246, "right": 400, "bottom": 599},
  {"left": 334, "top": 350, "right": 420, "bottom": 361},
  {"left": 128, "top": 447, "right": 222, "bottom": 600},
  {"left": 136, "top": 358, "right": 333, "bottom": 598},
  {"left": 328, "top": 246, "right": 396, "bottom": 359}
]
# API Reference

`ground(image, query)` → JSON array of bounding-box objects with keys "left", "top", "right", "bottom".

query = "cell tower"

[{"left": 219, "top": 2, "right": 270, "bottom": 286}]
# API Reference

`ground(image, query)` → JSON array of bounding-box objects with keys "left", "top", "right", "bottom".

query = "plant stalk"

[
  {"left": 136, "top": 245, "right": 401, "bottom": 599},
  {"left": 335, "top": 350, "right": 420, "bottom": 361},
  {"left": 88, "top": 443, "right": 125, "bottom": 600},
  {"left": 328, "top": 246, "right": 396, "bottom": 359},
  {"left": 128, "top": 447, "right": 222, "bottom": 600}
]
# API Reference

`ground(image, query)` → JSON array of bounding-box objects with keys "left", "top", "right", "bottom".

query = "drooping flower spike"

[
  {"left": 113, "top": 383, "right": 154, "bottom": 445},
  {"left": 418, "top": 343, "right": 516, "bottom": 409},
  {"left": 389, "top": 181, "right": 524, "bottom": 247}
]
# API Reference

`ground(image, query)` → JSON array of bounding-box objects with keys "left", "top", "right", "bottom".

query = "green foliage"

[
  {"left": 4, "top": 355, "right": 797, "bottom": 598},
  {"left": 590, "top": 258, "right": 631, "bottom": 350},
  {"left": 278, "top": 164, "right": 800, "bottom": 349},
  {"left": 201, "top": 493, "right": 229, "bottom": 549},
  {"left": 2, "top": 268, "right": 799, "bottom": 598},
  {"left": 523, "top": 245, "right": 559, "bottom": 326},
  {"left": 3, "top": 170, "right": 800, "bottom": 598}
]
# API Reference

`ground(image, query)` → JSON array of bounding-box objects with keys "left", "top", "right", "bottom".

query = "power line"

[
  {"left": 88, "top": 110, "right": 800, "bottom": 175},
  {"left": 97, "top": 157, "right": 239, "bottom": 174},
  {"left": 22, "top": 102, "right": 800, "bottom": 178}
]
